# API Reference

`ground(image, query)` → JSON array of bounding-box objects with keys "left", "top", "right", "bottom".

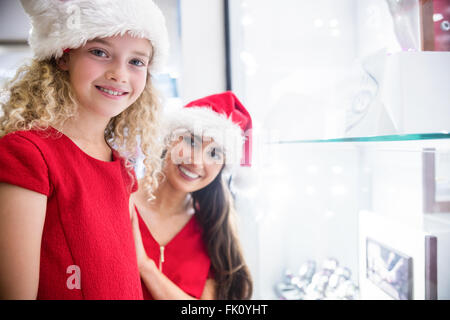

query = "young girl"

[
  {"left": 0, "top": 0, "right": 168, "bottom": 299},
  {"left": 130, "top": 91, "right": 253, "bottom": 300}
]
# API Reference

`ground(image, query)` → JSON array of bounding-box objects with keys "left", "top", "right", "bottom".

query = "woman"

[{"left": 130, "top": 91, "right": 253, "bottom": 299}]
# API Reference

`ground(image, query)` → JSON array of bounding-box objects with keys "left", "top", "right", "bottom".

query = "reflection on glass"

[
  {"left": 385, "top": 0, "right": 421, "bottom": 51},
  {"left": 366, "top": 238, "right": 413, "bottom": 300}
]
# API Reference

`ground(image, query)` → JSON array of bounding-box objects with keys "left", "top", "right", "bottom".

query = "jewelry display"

[{"left": 275, "top": 258, "right": 359, "bottom": 300}]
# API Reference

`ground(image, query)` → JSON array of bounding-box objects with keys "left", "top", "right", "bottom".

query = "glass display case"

[
  {"left": 226, "top": 0, "right": 450, "bottom": 299},
  {"left": 234, "top": 133, "right": 450, "bottom": 300}
]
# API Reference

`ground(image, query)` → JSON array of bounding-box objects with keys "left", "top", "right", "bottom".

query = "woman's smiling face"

[
  {"left": 58, "top": 33, "right": 152, "bottom": 119},
  {"left": 164, "top": 131, "right": 225, "bottom": 193}
]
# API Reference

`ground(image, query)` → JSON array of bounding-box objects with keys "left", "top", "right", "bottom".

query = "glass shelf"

[{"left": 272, "top": 133, "right": 450, "bottom": 144}]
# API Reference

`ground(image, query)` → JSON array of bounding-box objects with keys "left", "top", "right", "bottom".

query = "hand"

[{"left": 130, "top": 206, "right": 153, "bottom": 273}]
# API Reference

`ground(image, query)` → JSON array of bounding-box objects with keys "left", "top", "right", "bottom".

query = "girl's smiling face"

[
  {"left": 164, "top": 132, "right": 225, "bottom": 194},
  {"left": 58, "top": 33, "right": 152, "bottom": 119}
]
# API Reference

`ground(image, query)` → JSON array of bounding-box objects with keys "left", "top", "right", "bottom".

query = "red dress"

[
  {"left": 0, "top": 127, "right": 143, "bottom": 299},
  {"left": 135, "top": 206, "right": 211, "bottom": 299}
]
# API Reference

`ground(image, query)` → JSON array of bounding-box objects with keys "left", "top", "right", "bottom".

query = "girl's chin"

[
  {"left": 77, "top": 101, "right": 131, "bottom": 119},
  {"left": 94, "top": 105, "right": 130, "bottom": 119}
]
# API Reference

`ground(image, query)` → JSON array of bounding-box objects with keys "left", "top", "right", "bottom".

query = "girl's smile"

[{"left": 95, "top": 85, "right": 129, "bottom": 100}]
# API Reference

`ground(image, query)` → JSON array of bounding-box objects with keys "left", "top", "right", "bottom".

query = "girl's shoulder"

[
  {"left": 0, "top": 128, "right": 52, "bottom": 156},
  {"left": 1, "top": 126, "right": 64, "bottom": 150},
  {"left": 0, "top": 128, "right": 56, "bottom": 196},
  {"left": 0, "top": 126, "right": 91, "bottom": 175}
]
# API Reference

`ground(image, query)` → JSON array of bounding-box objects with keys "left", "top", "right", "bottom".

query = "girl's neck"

[
  {"left": 57, "top": 111, "right": 110, "bottom": 146},
  {"left": 54, "top": 108, "right": 113, "bottom": 162}
]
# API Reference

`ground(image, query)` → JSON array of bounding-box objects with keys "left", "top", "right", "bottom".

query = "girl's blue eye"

[
  {"left": 130, "top": 59, "right": 145, "bottom": 67},
  {"left": 90, "top": 49, "right": 107, "bottom": 57}
]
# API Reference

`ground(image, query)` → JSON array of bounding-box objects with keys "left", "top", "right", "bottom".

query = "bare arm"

[
  {"left": 130, "top": 203, "right": 216, "bottom": 300},
  {"left": 0, "top": 183, "right": 47, "bottom": 299},
  {"left": 139, "top": 258, "right": 216, "bottom": 300},
  {"left": 200, "top": 278, "right": 216, "bottom": 300}
]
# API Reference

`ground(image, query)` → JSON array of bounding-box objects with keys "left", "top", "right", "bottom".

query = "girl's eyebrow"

[
  {"left": 89, "top": 38, "right": 112, "bottom": 47},
  {"left": 132, "top": 50, "right": 151, "bottom": 60},
  {"left": 89, "top": 39, "right": 151, "bottom": 59}
]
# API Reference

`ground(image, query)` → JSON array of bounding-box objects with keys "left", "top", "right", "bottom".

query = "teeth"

[
  {"left": 98, "top": 86, "right": 124, "bottom": 96},
  {"left": 179, "top": 166, "right": 199, "bottom": 179}
]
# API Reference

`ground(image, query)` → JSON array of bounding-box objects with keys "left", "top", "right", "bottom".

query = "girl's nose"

[{"left": 105, "top": 63, "right": 127, "bottom": 83}]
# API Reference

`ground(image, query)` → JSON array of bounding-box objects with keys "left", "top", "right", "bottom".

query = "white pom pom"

[{"left": 229, "top": 166, "right": 260, "bottom": 197}]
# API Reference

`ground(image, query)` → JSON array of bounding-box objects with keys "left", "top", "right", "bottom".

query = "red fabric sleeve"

[{"left": 0, "top": 133, "right": 50, "bottom": 196}]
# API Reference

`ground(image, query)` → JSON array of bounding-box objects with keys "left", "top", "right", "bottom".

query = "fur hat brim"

[{"left": 20, "top": 0, "right": 169, "bottom": 73}]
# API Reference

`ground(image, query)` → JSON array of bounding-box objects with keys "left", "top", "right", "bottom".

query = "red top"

[
  {"left": 0, "top": 127, "right": 143, "bottom": 300},
  {"left": 135, "top": 206, "right": 211, "bottom": 299}
]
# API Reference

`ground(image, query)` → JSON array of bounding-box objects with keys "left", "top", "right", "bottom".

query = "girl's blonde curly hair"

[{"left": 0, "top": 57, "right": 163, "bottom": 199}]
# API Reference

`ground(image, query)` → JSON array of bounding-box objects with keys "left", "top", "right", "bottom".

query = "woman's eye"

[
  {"left": 130, "top": 59, "right": 145, "bottom": 67},
  {"left": 183, "top": 136, "right": 196, "bottom": 147},
  {"left": 209, "top": 148, "right": 222, "bottom": 160},
  {"left": 90, "top": 49, "right": 107, "bottom": 57}
]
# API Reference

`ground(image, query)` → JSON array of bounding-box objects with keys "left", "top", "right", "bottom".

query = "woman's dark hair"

[{"left": 192, "top": 170, "right": 253, "bottom": 300}]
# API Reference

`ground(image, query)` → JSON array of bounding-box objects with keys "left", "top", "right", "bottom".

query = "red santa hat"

[
  {"left": 19, "top": 0, "right": 169, "bottom": 73},
  {"left": 163, "top": 91, "right": 252, "bottom": 169}
]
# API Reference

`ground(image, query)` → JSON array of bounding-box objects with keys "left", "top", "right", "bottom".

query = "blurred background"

[{"left": 1, "top": 0, "right": 449, "bottom": 300}]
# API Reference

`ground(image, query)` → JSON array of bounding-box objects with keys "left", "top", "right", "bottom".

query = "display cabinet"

[
  {"left": 235, "top": 134, "right": 450, "bottom": 300},
  {"left": 226, "top": 0, "right": 450, "bottom": 300}
]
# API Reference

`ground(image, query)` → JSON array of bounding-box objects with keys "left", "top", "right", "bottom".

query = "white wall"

[
  {"left": 154, "top": 0, "right": 182, "bottom": 76},
  {"left": 179, "top": 0, "right": 226, "bottom": 103},
  {"left": 0, "top": 1, "right": 30, "bottom": 42}
]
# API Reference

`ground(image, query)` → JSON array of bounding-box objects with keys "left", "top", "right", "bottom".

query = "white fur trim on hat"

[
  {"left": 20, "top": 0, "right": 169, "bottom": 73},
  {"left": 163, "top": 107, "right": 246, "bottom": 169}
]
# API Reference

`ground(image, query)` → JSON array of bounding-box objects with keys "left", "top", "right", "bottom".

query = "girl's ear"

[{"left": 56, "top": 53, "right": 70, "bottom": 71}]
